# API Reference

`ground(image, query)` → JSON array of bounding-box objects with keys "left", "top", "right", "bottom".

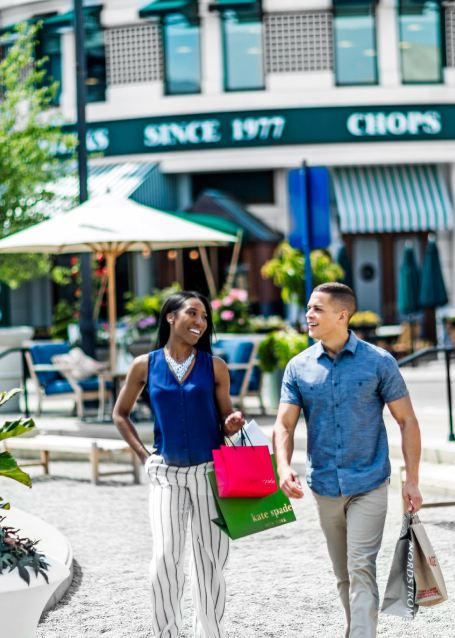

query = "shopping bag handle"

[{"left": 225, "top": 427, "right": 255, "bottom": 450}]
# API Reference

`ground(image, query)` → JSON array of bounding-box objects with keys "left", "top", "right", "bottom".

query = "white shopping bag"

[{"left": 228, "top": 419, "right": 273, "bottom": 453}]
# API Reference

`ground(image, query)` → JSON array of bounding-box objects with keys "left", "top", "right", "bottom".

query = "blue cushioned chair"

[
  {"left": 215, "top": 338, "right": 265, "bottom": 414},
  {"left": 25, "top": 343, "right": 112, "bottom": 418}
]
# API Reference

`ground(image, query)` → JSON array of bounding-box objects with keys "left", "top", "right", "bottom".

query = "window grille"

[
  {"left": 264, "top": 12, "right": 334, "bottom": 74},
  {"left": 105, "top": 24, "right": 163, "bottom": 85},
  {"left": 446, "top": 6, "right": 455, "bottom": 67}
]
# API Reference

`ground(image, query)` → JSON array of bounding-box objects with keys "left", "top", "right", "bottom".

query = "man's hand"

[
  {"left": 403, "top": 480, "right": 423, "bottom": 513},
  {"left": 278, "top": 465, "right": 304, "bottom": 499},
  {"left": 224, "top": 411, "right": 245, "bottom": 436}
]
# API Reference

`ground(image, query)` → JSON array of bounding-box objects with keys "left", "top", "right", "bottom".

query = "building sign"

[
  {"left": 67, "top": 104, "right": 455, "bottom": 157},
  {"left": 347, "top": 110, "right": 441, "bottom": 137}
]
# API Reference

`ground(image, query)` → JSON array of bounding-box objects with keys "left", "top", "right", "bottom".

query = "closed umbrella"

[
  {"left": 337, "top": 245, "right": 354, "bottom": 291},
  {"left": 0, "top": 195, "right": 236, "bottom": 370},
  {"left": 419, "top": 235, "right": 448, "bottom": 309},
  {"left": 398, "top": 242, "right": 421, "bottom": 355}
]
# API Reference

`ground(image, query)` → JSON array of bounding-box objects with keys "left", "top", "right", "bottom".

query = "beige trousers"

[{"left": 312, "top": 481, "right": 388, "bottom": 638}]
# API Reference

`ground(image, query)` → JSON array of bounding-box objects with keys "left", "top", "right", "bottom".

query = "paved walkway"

[{"left": 2, "top": 461, "right": 454, "bottom": 638}]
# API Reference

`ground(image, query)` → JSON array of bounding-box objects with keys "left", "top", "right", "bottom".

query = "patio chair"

[
  {"left": 215, "top": 338, "right": 265, "bottom": 415},
  {"left": 25, "top": 343, "right": 112, "bottom": 419}
]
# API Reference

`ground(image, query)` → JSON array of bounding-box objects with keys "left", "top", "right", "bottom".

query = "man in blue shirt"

[{"left": 274, "top": 282, "right": 422, "bottom": 638}]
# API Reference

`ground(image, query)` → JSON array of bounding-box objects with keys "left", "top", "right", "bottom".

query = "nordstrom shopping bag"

[
  {"left": 411, "top": 515, "right": 448, "bottom": 607},
  {"left": 381, "top": 514, "right": 448, "bottom": 619},
  {"left": 381, "top": 514, "right": 419, "bottom": 618},
  {"left": 208, "top": 455, "right": 296, "bottom": 540},
  {"left": 213, "top": 428, "right": 277, "bottom": 498}
]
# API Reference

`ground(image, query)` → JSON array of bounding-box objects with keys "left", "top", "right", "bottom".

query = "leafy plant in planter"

[
  {"left": 258, "top": 329, "right": 309, "bottom": 373},
  {"left": 0, "top": 388, "right": 47, "bottom": 584},
  {"left": 0, "top": 519, "right": 49, "bottom": 584},
  {"left": 261, "top": 242, "right": 344, "bottom": 316}
]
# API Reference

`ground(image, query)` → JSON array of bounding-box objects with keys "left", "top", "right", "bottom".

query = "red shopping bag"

[{"left": 213, "top": 431, "right": 278, "bottom": 498}]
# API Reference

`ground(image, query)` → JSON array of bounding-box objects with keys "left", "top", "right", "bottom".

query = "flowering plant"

[
  {"left": 349, "top": 311, "right": 382, "bottom": 328},
  {"left": 212, "top": 288, "right": 252, "bottom": 333}
]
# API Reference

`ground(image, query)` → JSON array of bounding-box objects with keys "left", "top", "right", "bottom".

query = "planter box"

[{"left": 0, "top": 554, "right": 70, "bottom": 638}]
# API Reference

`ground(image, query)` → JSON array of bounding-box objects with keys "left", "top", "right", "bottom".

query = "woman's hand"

[{"left": 224, "top": 411, "right": 245, "bottom": 436}]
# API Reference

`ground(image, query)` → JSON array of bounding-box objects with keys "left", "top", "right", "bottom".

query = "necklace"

[{"left": 164, "top": 347, "right": 195, "bottom": 382}]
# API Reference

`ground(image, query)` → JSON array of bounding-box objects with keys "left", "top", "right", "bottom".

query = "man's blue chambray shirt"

[{"left": 280, "top": 331, "right": 409, "bottom": 498}]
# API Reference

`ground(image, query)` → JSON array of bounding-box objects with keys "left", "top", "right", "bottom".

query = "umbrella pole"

[
  {"left": 226, "top": 230, "right": 243, "bottom": 292},
  {"left": 106, "top": 251, "right": 117, "bottom": 373},
  {"left": 199, "top": 247, "right": 217, "bottom": 299}
]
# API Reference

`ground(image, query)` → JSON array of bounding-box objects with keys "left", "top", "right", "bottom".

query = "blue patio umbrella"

[
  {"left": 398, "top": 243, "right": 421, "bottom": 315},
  {"left": 337, "top": 245, "right": 354, "bottom": 291},
  {"left": 419, "top": 236, "right": 448, "bottom": 309}
]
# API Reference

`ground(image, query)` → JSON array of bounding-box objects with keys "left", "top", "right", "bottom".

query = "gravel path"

[{"left": 2, "top": 461, "right": 454, "bottom": 638}]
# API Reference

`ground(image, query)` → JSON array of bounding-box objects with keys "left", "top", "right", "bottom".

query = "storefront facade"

[{"left": 1, "top": 0, "right": 455, "bottom": 325}]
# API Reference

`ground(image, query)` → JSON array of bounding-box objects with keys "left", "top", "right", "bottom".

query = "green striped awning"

[{"left": 332, "top": 165, "right": 453, "bottom": 234}]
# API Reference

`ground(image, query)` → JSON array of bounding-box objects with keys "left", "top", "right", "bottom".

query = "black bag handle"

[{"left": 225, "top": 427, "right": 255, "bottom": 450}]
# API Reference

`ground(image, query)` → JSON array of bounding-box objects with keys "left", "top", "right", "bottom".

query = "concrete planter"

[
  {"left": 0, "top": 326, "right": 34, "bottom": 411},
  {"left": 262, "top": 368, "right": 284, "bottom": 410},
  {"left": 0, "top": 554, "right": 70, "bottom": 638}
]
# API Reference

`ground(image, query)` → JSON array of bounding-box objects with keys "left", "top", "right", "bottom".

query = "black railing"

[
  {"left": 398, "top": 346, "right": 455, "bottom": 442},
  {"left": 0, "top": 347, "right": 30, "bottom": 418}
]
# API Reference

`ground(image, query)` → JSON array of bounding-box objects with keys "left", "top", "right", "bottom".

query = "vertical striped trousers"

[{"left": 146, "top": 455, "right": 230, "bottom": 638}]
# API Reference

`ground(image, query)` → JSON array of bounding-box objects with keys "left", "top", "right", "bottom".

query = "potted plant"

[
  {"left": 349, "top": 311, "right": 382, "bottom": 340},
  {"left": 212, "top": 288, "right": 252, "bottom": 334},
  {"left": 258, "top": 328, "right": 309, "bottom": 408},
  {"left": 123, "top": 283, "right": 181, "bottom": 356},
  {"left": 261, "top": 242, "right": 344, "bottom": 327},
  {"left": 0, "top": 388, "right": 70, "bottom": 638}
]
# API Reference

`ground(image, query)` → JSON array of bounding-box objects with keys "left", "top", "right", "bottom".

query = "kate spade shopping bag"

[
  {"left": 213, "top": 428, "right": 277, "bottom": 498},
  {"left": 411, "top": 515, "right": 448, "bottom": 607},
  {"left": 208, "top": 455, "right": 296, "bottom": 540}
]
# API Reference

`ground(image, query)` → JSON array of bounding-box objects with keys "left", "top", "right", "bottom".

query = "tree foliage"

[
  {"left": 261, "top": 241, "right": 344, "bottom": 311},
  {"left": 0, "top": 23, "right": 77, "bottom": 287}
]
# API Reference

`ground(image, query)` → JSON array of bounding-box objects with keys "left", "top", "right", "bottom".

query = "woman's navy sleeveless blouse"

[{"left": 147, "top": 348, "right": 223, "bottom": 466}]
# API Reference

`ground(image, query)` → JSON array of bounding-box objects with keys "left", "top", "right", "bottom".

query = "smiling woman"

[{"left": 113, "top": 290, "right": 245, "bottom": 637}]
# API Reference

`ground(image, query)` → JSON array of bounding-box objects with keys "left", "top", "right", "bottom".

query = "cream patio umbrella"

[{"left": 0, "top": 195, "right": 236, "bottom": 370}]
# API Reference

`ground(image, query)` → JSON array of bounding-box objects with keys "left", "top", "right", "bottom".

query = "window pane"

[
  {"left": 84, "top": 8, "right": 106, "bottom": 102},
  {"left": 38, "top": 28, "right": 62, "bottom": 105},
  {"left": 399, "top": 1, "right": 442, "bottom": 83},
  {"left": 164, "top": 14, "right": 201, "bottom": 95},
  {"left": 334, "top": 13, "right": 378, "bottom": 85},
  {"left": 223, "top": 10, "right": 264, "bottom": 91}
]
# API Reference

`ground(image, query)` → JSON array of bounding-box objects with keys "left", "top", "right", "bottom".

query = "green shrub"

[{"left": 258, "top": 329, "right": 309, "bottom": 373}]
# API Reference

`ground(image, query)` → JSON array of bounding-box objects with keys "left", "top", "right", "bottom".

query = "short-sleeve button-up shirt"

[{"left": 280, "top": 331, "right": 408, "bottom": 497}]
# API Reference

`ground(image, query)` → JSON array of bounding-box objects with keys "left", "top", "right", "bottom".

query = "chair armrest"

[{"left": 32, "top": 364, "right": 62, "bottom": 371}]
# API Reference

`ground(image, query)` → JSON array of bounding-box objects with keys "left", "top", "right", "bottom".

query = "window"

[
  {"left": 334, "top": 5, "right": 378, "bottom": 85},
  {"left": 192, "top": 171, "right": 274, "bottom": 204},
  {"left": 399, "top": 0, "right": 442, "bottom": 83},
  {"left": 84, "top": 7, "right": 106, "bottom": 102},
  {"left": 163, "top": 13, "right": 201, "bottom": 94},
  {"left": 36, "top": 25, "right": 62, "bottom": 105},
  {"left": 222, "top": 8, "right": 264, "bottom": 91}
]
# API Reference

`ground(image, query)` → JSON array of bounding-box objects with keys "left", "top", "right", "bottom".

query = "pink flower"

[
  {"left": 222, "top": 297, "right": 233, "bottom": 307},
  {"left": 230, "top": 289, "right": 248, "bottom": 302},
  {"left": 238, "top": 290, "right": 248, "bottom": 302},
  {"left": 211, "top": 299, "right": 222, "bottom": 311},
  {"left": 221, "top": 310, "right": 234, "bottom": 321}
]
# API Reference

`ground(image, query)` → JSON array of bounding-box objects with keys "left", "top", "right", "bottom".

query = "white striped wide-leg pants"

[{"left": 146, "top": 454, "right": 230, "bottom": 638}]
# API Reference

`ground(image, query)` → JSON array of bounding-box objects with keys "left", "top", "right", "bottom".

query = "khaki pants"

[{"left": 312, "top": 481, "right": 388, "bottom": 638}]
